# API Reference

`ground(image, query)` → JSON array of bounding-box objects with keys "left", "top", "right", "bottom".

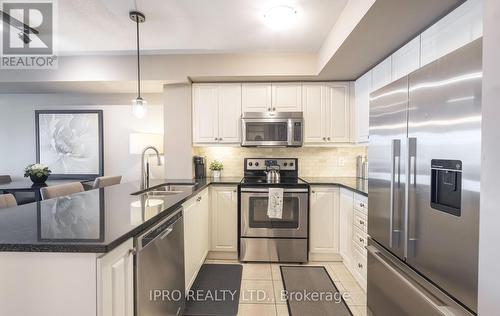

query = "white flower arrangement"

[{"left": 24, "top": 164, "right": 52, "bottom": 178}]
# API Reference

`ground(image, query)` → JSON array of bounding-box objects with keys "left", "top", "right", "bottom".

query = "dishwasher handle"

[{"left": 137, "top": 207, "right": 183, "bottom": 250}]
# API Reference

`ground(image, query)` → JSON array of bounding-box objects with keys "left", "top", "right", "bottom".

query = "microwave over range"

[{"left": 241, "top": 112, "right": 303, "bottom": 147}]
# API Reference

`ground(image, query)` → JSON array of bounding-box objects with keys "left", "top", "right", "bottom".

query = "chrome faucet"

[{"left": 141, "top": 146, "right": 162, "bottom": 190}]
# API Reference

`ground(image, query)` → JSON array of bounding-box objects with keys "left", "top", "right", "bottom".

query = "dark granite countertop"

[
  {"left": 0, "top": 176, "right": 368, "bottom": 253},
  {"left": 0, "top": 177, "right": 241, "bottom": 253},
  {"left": 300, "top": 177, "right": 368, "bottom": 196}
]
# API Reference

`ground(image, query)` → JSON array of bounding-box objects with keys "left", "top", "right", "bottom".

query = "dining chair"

[
  {"left": 92, "top": 175, "right": 122, "bottom": 189},
  {"left": 0, "top": 193, "right": 17, "bottom": 209},
  {"left": 0, "top": 175, "right": 12, "bottom": 184},
  {"left": 40, "top": 182, "right": 85, "bottom": 200}
]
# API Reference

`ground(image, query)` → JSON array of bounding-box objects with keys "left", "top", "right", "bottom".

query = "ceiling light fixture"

[
  {"left": 130, "top": 10, "right": 146, "bottom": 119},
  {"left": 263, "top": 6, "right": 298, "bottom": 30}
]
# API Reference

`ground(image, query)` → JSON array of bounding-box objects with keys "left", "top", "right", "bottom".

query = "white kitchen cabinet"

[
  {"left": 193, "top": 84, "right": 219, "bottom": 143},
  {"left": 421, "top": 0, "right": 482, "bottom": 66},
  {"left": 183, "top": 189, "right": 210, "bottom": 291},
  {"left": 192, "top": 83, "right": 241, "bottom": 144},
  {"left": 210, "top": 186, "right": 238, "bottom": 255},
  {"left": 242, "top": 83, "right": 272, "bottom": 112},
  {"left": 303, "top": 82, "right": 350, "bottom": 144},
  {"left": 371, "top": 56, "right": 392, "bottom": 93},
  {"left": 392, "top": 36, "right": 421, "bottom": 81},
  {"left": 303, "top": 84, "right": 327, "bottom": 143},
  {"left": 351, "top": 192, "right": 368, "bottom": 290},
  {"left": 352, "top": 72, "right": 370, "bottom": 143},
  {"left": 339, "top": 188, "right": 354, "bottom": 267},
  {"left": 326, "top": 82, "right": 350, "bottom": 143},
  {"left": 218, "top": 84, "right": 242, "bottom": 143},
  {"left": 309, "top": 186, "right": 340, "bottom": 261},
  {"left": 271, "top": 83, "right": 302, "bottom": 112},
  {"left": 97, "top": 238, "right": 134, "bottom": 316},
  {"left": 242, "top": 83, "right": 302, "bottom": 113}
]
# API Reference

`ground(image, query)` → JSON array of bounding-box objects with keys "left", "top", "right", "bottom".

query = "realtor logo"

[{"left": 1, "top": 0, "right": 57, "bottom": 69}]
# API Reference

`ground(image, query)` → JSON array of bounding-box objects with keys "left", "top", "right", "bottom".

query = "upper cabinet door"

[
  {"left": 371, "top": 56, "right": 393, "bottom": 93},
  {"left": 241, "top": 83, "right": 272, "bottom": 112},
  {"left": 271, "top": 83, "right": 302, "bottom": 112},
  {"left": 218, "top": 84, "right": 242, "bottom": 143},
  {"left": 353, "top": 72, "right": 371, "bottom": 143},
  {"left": 193, "top": 84, "right": 219, "bottom": 143},
  {"left": 303, "top": 84, "right": 327, "bottom": 143},
  {"left": 420, "top": 0, "right": 482, "bottom": 66},
  {"left": 326, "top": 83, "right": 350, "bottom": 143},
  {"left": 392, "top": 36, "right": 421, "bottom": 81}
]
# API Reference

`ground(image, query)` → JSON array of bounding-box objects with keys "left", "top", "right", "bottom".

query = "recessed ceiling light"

[{"left": 263, "top": 6, "right": 298, "bottom": 30}]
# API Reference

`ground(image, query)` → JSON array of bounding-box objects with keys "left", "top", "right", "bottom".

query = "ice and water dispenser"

[{"left": 430, "top": 159, "right": 462, "bottom": 216}]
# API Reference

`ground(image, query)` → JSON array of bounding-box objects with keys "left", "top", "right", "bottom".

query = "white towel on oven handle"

[{"left": 267, "top": 187, "right": 284, "bottom": 219}]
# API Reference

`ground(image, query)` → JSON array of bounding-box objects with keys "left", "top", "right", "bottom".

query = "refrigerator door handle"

[
  {"left": 367, "top": 245, "right": 454, "bottom": 315},
  {"left": 409, "top": 137, "right": 417, "bottom": 185},
  {"left": 390, "top": 139, "right": 401, "bottom": 248},
  {"left": 406, "top": 137, "right": 418, "bottom": 258}
]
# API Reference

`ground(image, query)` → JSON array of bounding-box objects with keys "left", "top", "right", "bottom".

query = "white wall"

[
  {"left": 0, "top": 94, "right": 164, "bottom": 182},
  {"left": 478, "top": 0, "right": 500, "bottom": 314},
  {"left": 163, "top": 84, "right": 193, "bottom": 179}
]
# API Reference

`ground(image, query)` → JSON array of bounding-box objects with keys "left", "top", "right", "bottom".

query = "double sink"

[{"left": 132, "top": 183, "right": 198, "bottom": 197}]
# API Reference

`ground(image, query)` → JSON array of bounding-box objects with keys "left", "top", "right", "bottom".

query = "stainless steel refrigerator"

[{"left": 367, "top": 38, "right": 482, "bottom": 316}]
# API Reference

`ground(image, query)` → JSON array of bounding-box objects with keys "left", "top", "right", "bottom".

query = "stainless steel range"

[{"left": 238, "top": 158, "right": 309, "bottom": 263}]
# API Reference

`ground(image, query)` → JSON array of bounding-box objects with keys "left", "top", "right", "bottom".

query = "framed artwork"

[{"left": 35, "top": 110, "right": 104, "bottom": 180}]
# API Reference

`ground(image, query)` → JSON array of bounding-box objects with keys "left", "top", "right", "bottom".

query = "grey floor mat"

[
  {"left": 280, "top": 266, "right": 353, "bottom": 316},
  {"left": 183, "top": 264, "right": 242, "bottom": 316}
]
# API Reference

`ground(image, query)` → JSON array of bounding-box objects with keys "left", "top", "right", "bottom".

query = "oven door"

[
  {"left": 241, "top": 118, "right": 291, "bottom": 146},
  {"left": 240, "top": 187, "right": 308, "bottom": 238}
]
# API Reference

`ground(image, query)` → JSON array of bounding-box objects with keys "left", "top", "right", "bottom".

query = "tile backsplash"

[{"left": 193, "top": 146, "right": 368, "bottom": 177}]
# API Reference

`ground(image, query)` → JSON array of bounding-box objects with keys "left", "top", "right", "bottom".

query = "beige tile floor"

[{"left": 204, "top": 259, "right": 367, "bottom": 316}]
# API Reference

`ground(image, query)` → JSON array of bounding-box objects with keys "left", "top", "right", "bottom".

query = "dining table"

[{"left": 0, "top": 179, "right": 90, "bottom": 203}]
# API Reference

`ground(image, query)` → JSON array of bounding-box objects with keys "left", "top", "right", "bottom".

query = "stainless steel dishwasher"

[{"left": 136, "top": 207, "right": 185, "bottom": 316}]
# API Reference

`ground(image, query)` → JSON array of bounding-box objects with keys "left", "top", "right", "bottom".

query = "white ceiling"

[{"left": 56, "top": 0, "right": 348, "bottom": 55}]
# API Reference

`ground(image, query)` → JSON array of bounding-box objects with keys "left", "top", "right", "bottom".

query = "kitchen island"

[{"left": 0, "top": 177, "right": 241, "bottom": 316}]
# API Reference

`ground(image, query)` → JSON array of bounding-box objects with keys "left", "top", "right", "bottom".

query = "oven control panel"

[{"left": 245, "top": 158, "right": 297, "bottom": 171}]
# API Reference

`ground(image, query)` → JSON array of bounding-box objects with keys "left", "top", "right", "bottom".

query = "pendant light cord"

[{"left": 136, "top": 16, "right": 141, "bottom": 98}]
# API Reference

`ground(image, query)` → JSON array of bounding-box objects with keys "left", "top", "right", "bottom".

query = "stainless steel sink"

[
  {"left": 132, "top": 183, "right": 197, "bottom": 196},
  {"left": 155, "top": 184, "right": 197, "bottom": 192}
]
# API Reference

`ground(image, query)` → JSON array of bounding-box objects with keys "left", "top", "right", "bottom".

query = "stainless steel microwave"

[{"left": 241, "top": 112, "right": 303, "bottom": 147}]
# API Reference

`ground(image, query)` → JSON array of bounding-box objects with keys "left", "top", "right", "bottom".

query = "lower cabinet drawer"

[
  {"left": 352, "top": 243, "right": 367, "bottom": 279},
  {"left": 353, "top": 226, "right": 368, "bottom": 249},
  {"left": 353, "top": 198, "right": 368, "bottom": 215},
  {"left": 353, "top": 210, "right": 368, "bottom": 233}
]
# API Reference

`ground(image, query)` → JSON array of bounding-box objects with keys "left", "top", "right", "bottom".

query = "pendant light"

[{"left": 130, "top": 10, "right": 146, "bottom": 119}]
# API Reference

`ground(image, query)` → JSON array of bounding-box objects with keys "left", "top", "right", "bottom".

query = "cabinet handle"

[
  {"left": 214, "top": 137, "right": 218, "bottom": 141},
  {"left": 268, "top": 108, "right": 271, "bottom": 111},
  {"left": 360, "top": 220, "right": 365, "bottom": 225},
  {"left": 197, "top": 196, "right": 202, "bottom": 202},
  {"left": 219, "top": 138, "right": 223, "bottom": 141},
  {"left": 312, "top": 190, "right": 315, "bottom": 194},
  {"left": 360, "top": 203, "right": 365, "bottom": 207},
  {"left": 323, "top": 137, "right": 326, "bottom": 141},
  {"left": 359, "top": 238, "right": 364, "bottom": 243},
  {"left": 129, "top": 248, "right": 137, "bottom": 256},
  {"left": 273, "top": 107, "right": 276, "bottom": 111},
  {"left": 358, "top": 263, "right": 363, "bottom": 269},
  {"left": 327, "top": 137, "right": 331, "bottom": 141}
]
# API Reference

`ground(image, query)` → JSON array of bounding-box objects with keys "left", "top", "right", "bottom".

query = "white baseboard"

[
  {"left": 206, "top": 251, "right": 238, "bottom": 260},
  {"left": 309, "top": 252, "right": 343, "bottom": 262}
]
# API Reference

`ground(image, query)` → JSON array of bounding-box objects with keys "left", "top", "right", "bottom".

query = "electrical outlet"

[{"left": 338, "top": 157, "right": 346, "bottom": 167}]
